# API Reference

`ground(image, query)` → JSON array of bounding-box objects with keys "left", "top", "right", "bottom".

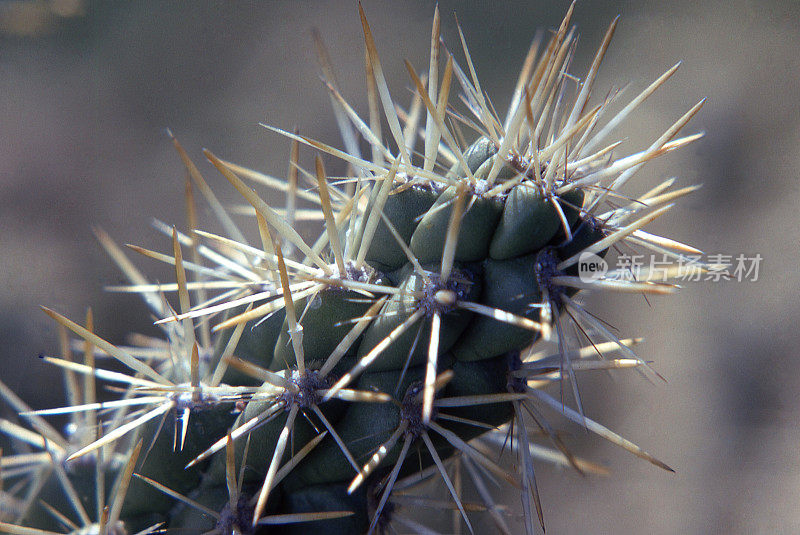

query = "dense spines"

[
  {"left": 0, "top": 4, "right": 719, "bottom": 534},
  {"left": 283, "top": 365, "right": 428, "bottom": 492}
]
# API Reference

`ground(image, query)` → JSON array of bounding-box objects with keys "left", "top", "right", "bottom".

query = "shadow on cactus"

[{"left": 0, "top": 3, "right": 718, "bottom": 534}]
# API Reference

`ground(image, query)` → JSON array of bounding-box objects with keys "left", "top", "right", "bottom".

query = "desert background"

[{"left": 1, "top": 1, "right": 798, "bottom": 533}]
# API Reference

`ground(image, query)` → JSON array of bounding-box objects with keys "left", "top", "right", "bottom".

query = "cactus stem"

[
  {"left": 324, "top": 309, "right": 426, "bottom": 402},
  {"left": 377, "top": 211, "right": 429, "bottom": 281},
  {"left": 319, "top": 297, "right": 388, "bottom": 378},
  {"left": 186, "top": 403, "right": 284, "bottom": 470},
  {"left": 1, "top": 5, "right": 717, "bottom": 532}
]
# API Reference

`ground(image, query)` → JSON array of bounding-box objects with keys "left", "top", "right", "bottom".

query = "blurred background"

[{"left": 1, "top": 1, "right": 797, "bottom": 533}]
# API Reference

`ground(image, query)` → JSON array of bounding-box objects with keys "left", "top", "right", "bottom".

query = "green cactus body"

[
  {"left": 158, "top": 132, "right": 609, "bottom": 531},
  {"left": 0, "top": 5, "right": 711, "bottom": 535},
  {"left": 122, "top": 404, "right": 238, "bottom": 518},
  {"left": 272, "top": 285, "right": 382, "bottom": 370},
  {"left": 363, "top": 184, "right": 440, "bottom": 271},
  {"left": 410, "top": 185, "right": 505, "bottom": 264}
]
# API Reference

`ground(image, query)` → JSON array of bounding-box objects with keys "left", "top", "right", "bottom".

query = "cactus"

[{"left": 0, "top": 4, "right": 716, "bottom": 534}]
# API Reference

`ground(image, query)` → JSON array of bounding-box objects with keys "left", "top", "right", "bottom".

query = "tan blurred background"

[{"left": 1, "top": 1, "right": 798, "bottom": 533}]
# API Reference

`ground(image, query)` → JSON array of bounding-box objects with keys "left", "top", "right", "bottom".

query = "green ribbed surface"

[{"left": 160, "top": 137, "right": 604, "bottom": 533}]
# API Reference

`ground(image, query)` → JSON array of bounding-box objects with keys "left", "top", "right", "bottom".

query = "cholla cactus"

[{"left": 0, "top": 3, "right": 714, "bottom": 534}]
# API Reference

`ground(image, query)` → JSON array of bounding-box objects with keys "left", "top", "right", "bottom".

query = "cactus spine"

[{"left": 0, "top": 4, "right": 713, "bottom": 534}]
